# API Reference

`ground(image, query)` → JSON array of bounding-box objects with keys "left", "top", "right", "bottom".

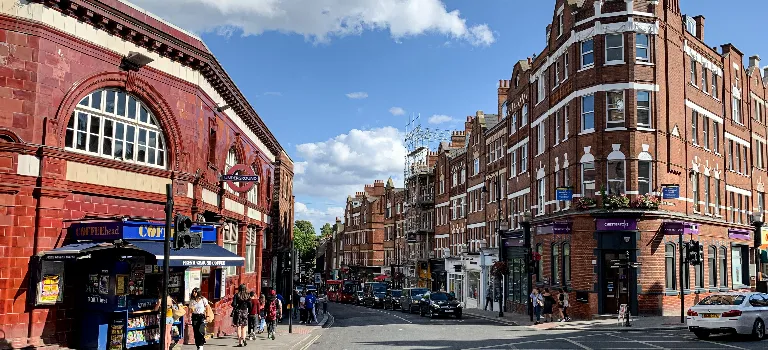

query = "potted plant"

[
  {"left": 490, "top": 261, "right": 509, "bottom": 279},
  {"left": 603, "top": 194, "right": 630, "bottom": 210},
  {"left": 575, "top": 196, "right": 597, "bottom": 210},
  {"left": 633, "top": 193, "right": 661, "bottom": 209}
]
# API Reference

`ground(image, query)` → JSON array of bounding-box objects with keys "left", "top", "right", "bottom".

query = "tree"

[
  {"left": 294, "top": 220, "right": 318, "bottom": 263},
  {"left": 320, "top": 223, "right": 334, "bottom": 239}
]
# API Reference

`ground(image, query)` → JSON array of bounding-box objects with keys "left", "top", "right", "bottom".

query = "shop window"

[
  {"left": 732, "top": 247, "right": 744, "bottom": 287},
  {"left": 223, "top": 222, "right": 239, "bottom": 276},
  {"left": 708, "top": 246, "right": 716, "bottom": 288},
  {"left": 563, "top": 243, "right": 571, "bottom": 285},
  {"left": 695, "top": 252, "right": 704, "bottom": 289},
  {"left": 245, "top": 228, "right": 257, "bottom": 273},
  {"left": 536, "top": 244, "right": 544, "bottom": 281},
  {"left": 551, "top": 243, "right": 560, "bottom": 286},
  {"left": 719, "top": 247, "right": 727, "bottom": 288},
  {"left": 66, "top": 89, "right": 166, "bottom": 168},
  {"left": 665, "top": 244, "right": 675, "bottom": 290}
]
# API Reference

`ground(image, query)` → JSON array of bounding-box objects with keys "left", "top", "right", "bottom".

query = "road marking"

[
  {"left": 375, "top": 309, "right": 413, "bottom": 324},
  {"left": 564, "top": 338, "right": 593, "bottom": 350},
  {"left": 462, "top": 331, "right": 613, "bottom": 350},
  {"left": 297, "top": 334, "right": 321, "bottom": 350},
  {"left": 289, "top": 333, "right": 314, "bottom": 350},
  {"left": 697, "top": 340, "right": 749, "bottom": 349},
  {"left": 607, "top": 333, "right": 664, "bottom": 349}
]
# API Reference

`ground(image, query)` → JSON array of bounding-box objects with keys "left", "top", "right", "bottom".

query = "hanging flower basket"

[
  {"left": 394, "top": 272, "right": 405, "bottom": 281},
  {"left": 633, "top": 194, "right": 661, "bottom": 209},
  {"left": 603, "top": 194, "right": 630, "bottom": 210},
  {"left": 490, "top": 261, "right": 509, "bottom": 279},
  {"left": 575, "top": 197, "right": 597, "bottom": 210}
]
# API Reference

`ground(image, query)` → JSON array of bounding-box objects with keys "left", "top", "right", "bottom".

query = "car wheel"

[{"left": 753, "top": 318, "right": 766, "bottom": 340}]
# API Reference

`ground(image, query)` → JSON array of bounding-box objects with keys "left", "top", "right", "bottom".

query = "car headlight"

[{"left": 375, "top": 297, "right": 380, "bottom": 301}]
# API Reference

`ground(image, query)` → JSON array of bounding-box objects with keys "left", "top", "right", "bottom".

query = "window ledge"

[
  {"left": 635, "top": 61, "right": 654, "bottom": 66},
  {"left": 579, "top": 129, "right": 596, "bottom": 135},
  {"left": 636, "top": 126, "right": 655, "bottom": 131},
  {"left": 605, "top": 127, "right": 628, "bottom": 131},
  {"left": 604, "top": 61, "right": 626, "bottom": 66},
  {"left": 578, "top": 65, "right": 594, "bottom": 72}
]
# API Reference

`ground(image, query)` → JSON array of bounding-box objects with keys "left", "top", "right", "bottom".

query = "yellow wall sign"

[{"left": 38, "top": 274, "right": 61, "bottom": 304}]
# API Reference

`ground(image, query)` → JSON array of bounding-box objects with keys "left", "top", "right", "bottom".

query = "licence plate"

[
  {"left": 444, "top": 309, "right": 453, "bottom": 313},
  {"left": 702, "top": 313, "right": 720, "bottom": 318}
]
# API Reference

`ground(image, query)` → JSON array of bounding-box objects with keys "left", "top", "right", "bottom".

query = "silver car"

[{"left": 686, "top": 292, "right": 768, "bottom": 340}]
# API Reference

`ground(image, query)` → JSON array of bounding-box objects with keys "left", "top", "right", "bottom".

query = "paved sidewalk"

[{"left": 463, "top": 308, "right": 688, "bottom": 331}]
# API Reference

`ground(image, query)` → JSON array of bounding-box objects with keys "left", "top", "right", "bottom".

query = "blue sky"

[{"left": 131, "top": 0, "right": 767, "bottom": 232}]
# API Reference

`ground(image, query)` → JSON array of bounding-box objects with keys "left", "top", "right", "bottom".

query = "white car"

[{"left": 686, "top": 292, "right": 768, "bottom": 340}]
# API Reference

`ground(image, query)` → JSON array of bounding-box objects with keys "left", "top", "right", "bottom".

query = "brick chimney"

[
  {"left": 693, "top": 15, "right": 705, "bottom": 41},
  {"left": 749, "top": 55, "right": 761, "bottom": 70}
]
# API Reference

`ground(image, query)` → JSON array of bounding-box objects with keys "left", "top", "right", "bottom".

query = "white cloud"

[
  {"left": 263, "top": 91, "right": 282, "bottom": 96},
  {"left": 389, "top": 107, "right": 405, "bottom": 116},
  {"left": 346, "top": 92, "right": 369, "bottom": 99},
  {"left": 428, "top": 114, "right": 452, "bottom": 124},
  {"left": 128, "top": 0, "right": 495, "bottom": 46},
  {"left": 294, "top": 202, "right": 345, "bottom": 233}
]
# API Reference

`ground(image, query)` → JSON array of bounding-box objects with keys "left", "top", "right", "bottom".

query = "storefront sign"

[
  {"left": 504, "top": 236, "right": 525, "bottom": 247},
  {"left": 535, "top": 222, "right": 572, "bottom": 235},
  {"left": 663, "top": 222, "right": 699, "bottom": 235},
  {"left": 556, "top": 187, "right": 573, "bottom": 201},
  {"left": 662, "top": 185, "right": 680, "bottom": 199},
  {"left": 761, "top": 227, "right": 768, "bottom": 249},
  {"left": 596, "top": 218, "right": 637, "bottom": 231},
  {"left": 181, "top": 259, "right": 228, "bottom": 266},
  {"left": 728, "top": 228, "right": 751, "bottom": 240},
  {"left": 71, "top": 222, "right": 122, "bottom": 240}
]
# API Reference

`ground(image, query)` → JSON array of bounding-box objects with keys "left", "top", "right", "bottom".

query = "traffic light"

[
  {"left": 173, "top": 214, "right": 200, "bottom": 249},
  {"left": 695, "top": 240, "right": 704, "bottom": 265},
  {"left": 686, "top": 240, "right": 703, "bottom": 265}
]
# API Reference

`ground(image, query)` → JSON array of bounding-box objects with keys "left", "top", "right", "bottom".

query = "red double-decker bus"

[
  {"left": 326, "top": 280, "right": 342, "bottom": 302},
  {"left": 335, "top": 279, "right": 359, "bottom": 303}
]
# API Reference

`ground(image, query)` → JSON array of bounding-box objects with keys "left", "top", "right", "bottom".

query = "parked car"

[
  {"left": 419, "top": 291, "right": 462, "bottom": 319},
  {"left": 363, "top": 288, "right": 386, "bottom": 308},
  {"left": 354, "top": 290, "right": 365, "bottom": 305},
  {"left": 383, "top": 289, "right": 403, "bottom": 310},
  {"left": 400, "top": 287, "right": 429, "bottom": 313},
  {"left": 686, "top": 292, "right": 768, "bottom": 339}
]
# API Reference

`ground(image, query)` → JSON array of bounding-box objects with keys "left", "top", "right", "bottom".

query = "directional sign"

[{"left": 220, "top": 164, "right": 259, "bottom": 192}]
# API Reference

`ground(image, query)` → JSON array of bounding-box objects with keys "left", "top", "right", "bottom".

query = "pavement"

[
  {"left": 305, "top": 302, "right": 768, "bottom": 350},
  {"left": 173, "top": 311, "right": 331, "bottom": 349},
  {"left": 462, "top": 308, "right": 688, "bottom": 331}
]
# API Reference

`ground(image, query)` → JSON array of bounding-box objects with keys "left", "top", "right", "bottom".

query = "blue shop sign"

[
  {"left": 662, "top": 185, "right": 680, "bottom": 199},
  {"left": 70, "top": 220, "right": 216, "bottom": 242}
]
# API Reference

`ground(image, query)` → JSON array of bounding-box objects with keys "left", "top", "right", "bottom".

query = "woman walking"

[
  {"left": 153, "top": 287, "right": 175, "bottom": 350},
  {"left": 542, "top": 288, "right": 556, "bottom": 323},
  {"left": 530, "top": 288, "right": 543, "bottom": 325},
  {"left": 231, "top": 284, "right": 251, "bottom": 347},
  {"left": 558, "top": 288, "right": 571, "bottom": 322},
  {"left": 247, "top": 291, "right": 260, "bottom": 340},
  {"left": 188, "top": 288, "right": 210, "bottom": 350}
]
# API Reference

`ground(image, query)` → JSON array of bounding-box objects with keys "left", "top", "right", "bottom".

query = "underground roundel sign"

[{"left": 221, "top": 164, "right": 260, "bottom": 192}]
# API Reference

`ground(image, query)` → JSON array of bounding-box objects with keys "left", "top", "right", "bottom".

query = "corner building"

[
  {"left": 0, "top": 0, "right": 293, "bottom": 347},
  {"left": 502, "top": 0, "right": 768, "bottom": 318}
]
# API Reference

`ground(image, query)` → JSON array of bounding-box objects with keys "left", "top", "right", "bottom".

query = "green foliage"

[
  {"left": 320, "top": 223, "right": 334, "bottom": 238},
  {"left": 294, "top": 220, "right": 318, "bottom": 263}
]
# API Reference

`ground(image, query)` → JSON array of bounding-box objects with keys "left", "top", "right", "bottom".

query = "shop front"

[
  {"left": 34, "top": 220, "right": 243, "bottom": 350},
  {"left": 503, "top": 233, "right": 528, "bottom": 314},
  {"left": 729, "top": 228, "right": 753, "bottom": 289},
  {"left": 429, "top": 259, "right": 447, "bottom": 291},
  {"left": 595, "top": 218, "right": 639, "bottom": 316},
  {"left": 445, "top": 257, "right": 464, "bottom": 304}
]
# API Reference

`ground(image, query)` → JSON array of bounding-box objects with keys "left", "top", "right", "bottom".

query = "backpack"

[{"left": 266, "top": 300, "right": 277, "bottom": 321}]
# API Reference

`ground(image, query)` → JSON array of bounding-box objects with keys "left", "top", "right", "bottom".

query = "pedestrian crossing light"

[{"left": 173, "top": 214, "right": 200, "bottom": 249}]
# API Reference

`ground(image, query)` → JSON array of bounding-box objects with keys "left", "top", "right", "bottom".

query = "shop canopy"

[
  {"left": 38, "top": 242, "right": 155, "bottom": 261},
  {"left": 130, "top": 241, "right": 244, "bottom": 267}
]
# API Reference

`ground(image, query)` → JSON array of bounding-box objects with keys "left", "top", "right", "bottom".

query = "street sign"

[
  {"left": 220, "top": 164, "right": 260, "bottom": 192},
  {"left": 662, "top": 184, "right": 680, "bottom": 199},
  {"left": 556, "top": 187, "right": 573, "bottom": 201}
]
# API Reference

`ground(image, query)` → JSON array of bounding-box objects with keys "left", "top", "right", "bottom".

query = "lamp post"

[
  {"left": 520, "top": 210, "right": 533, "bottom": 322},
  {"left": 751, "top": 210, "right": 764, "bottom": 289}
]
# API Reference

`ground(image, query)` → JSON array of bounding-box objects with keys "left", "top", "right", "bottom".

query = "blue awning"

[
  {"left": 129, "top": 241, "right": 244, "bottom": 267},
  {"left": 39, "top": 242, "right": 155, "bottom": 261}
]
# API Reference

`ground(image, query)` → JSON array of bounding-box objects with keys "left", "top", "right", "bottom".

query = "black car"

[
  {"left": 383, "top": 289, "right": 402, "bottom": 310},
  {"left": 400, "top": 288, "right": 430, "bottom": 313},
  {"left": 419, "top": 291, "right": 462, "bottom": 318},
  {"left": 354, "top": 291, "right": 365, "bottom": 305},
  {"left": 363, "top": 290, "right": 386, "bottom": 308}
]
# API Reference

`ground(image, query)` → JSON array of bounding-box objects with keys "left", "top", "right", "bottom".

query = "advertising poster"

[
  {"left": 184, "top": 269, "right": 201, "bottom": 302},
  {"left": 115, "top": 274, "right": 128, "bottom": 296},
  {"left": 108, "top": 316, "right": 125, "bottom": 350},
  {"left": 37, "top": 274, "right": 61, "bottom": 305}
]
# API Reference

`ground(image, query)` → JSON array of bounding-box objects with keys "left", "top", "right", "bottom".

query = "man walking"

[
  {"left": 305, "top": 291, "right": 317, "bottom": 324},
  {"left": 484, "top": 285, "right": 493, "bottom": 311}
]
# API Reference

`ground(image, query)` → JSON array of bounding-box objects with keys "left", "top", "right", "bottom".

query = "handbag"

[
  {"left": 171, "top": 300, "right": 187, "bottom": 320},
  {"left": 205, "top": 303, "right": 215, "bottom": 323}
]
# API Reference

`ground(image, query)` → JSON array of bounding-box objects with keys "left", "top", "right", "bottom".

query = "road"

[{"left": 306, "top": 302, "right": 768, "bottom": 350}]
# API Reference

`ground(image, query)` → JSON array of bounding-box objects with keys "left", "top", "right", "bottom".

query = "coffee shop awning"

[{"left": 130, "top": 241, "right": 244, "bottom": 267}]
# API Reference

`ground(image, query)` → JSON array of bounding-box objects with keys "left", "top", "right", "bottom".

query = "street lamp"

[
  {"left": 751, "top": 210, "right": 764, "bottom": 288},
  {"left": 520, "top": 210, "right": 533, "bottom": 322}
]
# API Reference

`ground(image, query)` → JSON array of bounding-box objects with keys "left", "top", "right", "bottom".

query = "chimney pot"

[
  {"left": 693, "top": 15, "right": 705, "bottom": 41},
  {"left": 750, "top": 55, "right": 761, "bottom": 68}
]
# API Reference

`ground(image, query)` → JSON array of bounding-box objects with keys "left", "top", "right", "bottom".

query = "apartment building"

[{"left": 341, "top": 181, "right": 387, "bottom": 278}]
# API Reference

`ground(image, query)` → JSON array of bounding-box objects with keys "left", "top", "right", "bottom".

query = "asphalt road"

[{"left": 307, "top": 302, "right": 768, "bottom": 350}]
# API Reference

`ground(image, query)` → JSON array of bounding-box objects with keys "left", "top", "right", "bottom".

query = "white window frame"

[
  {"left": 223, "top": 222, "right": 239, "bottom": 276},
  {"left": 635, "top": 33, "right": 649, "bottom": 62},
  {"left": 521, "top": 144, "right": 528, "bottom": 172},
  {"left": 691, "top": 111, "right": 698, "bottom": 145},
  {"left": 554, "top": 61, "right": 560, "bottom": 87},
  {"left": 606, "top": 90, "right": 625, "bottom": 128},
  {"left": 605, "top": 33, "right": 624, "bottom": 64},
  {"left": 555, "top": 110, "right": 561, "bottom": 143},
  {"left": 581, "top": 162, "right": 596, "bottom": 196},
  {"left": 225, "top": 148, "right": 240, "bottom": 195},
  {"left": 538, "top": 78, "right": 545, "bottom": 104},
  {"left": 637, "top": 91, "right": 651, "bottom": 128},
  {"left": 733, "top": 96, "right": 742, "bottom": 124},
  {"left": 564, "top": 105, "right": 569, "bottom": 140},
  {"left": 511, "top": 150, "right": 517, "bottom": 176},
  {"left": 690, "top": 57, "right": 697, "bottom": 86},
  {"left": 245, "top": 228, "right": 257, "bottom": 273},
  {"left": 473, "top": 158, "right": 480, "bottom": 175},
  {"left": 564, "top": 51, "right": 569, "bottom": 80},
  {"left": 537, "top": 121, "right": 546, "bottom": 155},
  {"left": 521, "top": 104, "right": 529, "bottom": 126},
  {"left": 537, "top": 178, "right": 546, "bottom": 216},
  {"left": 638, "top": 160, "right": 652, "bottom": 195},
  {"left": 581, "top": 39, "right": 594, "bottom": 69},
  {"left": 606, "top": 160, "right": 626, "bottom": 195},
  {"left": 511, "top": 112, "right": 517, "bottom": 131},
  {"left": 713, "top": 121, "right": 719, "bottom": 153},
  {"left": 247, "top": 165, "right": 259, "bottom": 204},
  {"left": 581, "top": 94, "right": 595, "bottom": 132}
]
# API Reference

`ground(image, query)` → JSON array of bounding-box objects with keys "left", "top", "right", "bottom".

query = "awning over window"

[
  {"left": 129, "top": 241, "right": 244, "bottom": 267},
  {"left": 39, "top": 242, "right": 154, "bottom": 261}
]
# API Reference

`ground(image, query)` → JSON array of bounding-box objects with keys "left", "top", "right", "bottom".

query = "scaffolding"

[{"left": 403, "top": 113, "right": 451, "bottom": 180}]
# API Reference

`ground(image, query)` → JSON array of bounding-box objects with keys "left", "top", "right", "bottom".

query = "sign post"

[{"left": 159, "top": 184, "right": 173, "bottom": 350}]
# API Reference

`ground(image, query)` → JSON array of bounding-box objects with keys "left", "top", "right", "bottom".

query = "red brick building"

[
  {"left": 500, "top": 0, "right": 768, "bottom": 318},
  {"left": 0, "top": 0, "right": 293, "bottom": 347},
  {"left": 340, "top": 180, "right": 388, "bottom": 279}
]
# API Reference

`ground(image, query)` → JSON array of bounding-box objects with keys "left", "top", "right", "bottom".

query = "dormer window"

[{"left": 685, "top": 16, "right": 697, "bottom": 37}]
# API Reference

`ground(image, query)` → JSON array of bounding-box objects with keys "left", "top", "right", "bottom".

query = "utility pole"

[
  {"left": 496, "top": 178, "right": 504, "bottom": 317},
  {"left": 289, "top": 239, "right": 294, "bottom": 333},
  {"left": 521, "top": 211, "right": 532, "bottom": 322},
  {"left": 679, "top": 234, "right": 685, "bottom": 324},
  {"left": 159, "top": 184, "right": 172, "bottom": 350}
]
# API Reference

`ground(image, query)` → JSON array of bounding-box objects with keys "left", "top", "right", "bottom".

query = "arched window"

[
  {"left": 65, "top": 89, "right": 166, "bottom": 168},
  {"left": 708, "top": 246, "right": 717, "bottom": 287},
  {"left": 563, "top": 243, "right": 571, "bottom": 285},
  {"left": 247, "top": 165, "right": 258, "bottom": 204},
  {"left": 551, "top": 243, "right": 560, "bottom": 285},
  {"left": 665, "top": 243, "right": 676, "bottom": 289},
  {"left": 718, "top": 247, "right": 727, "bottom": 288},
  {"left": 225, "top": 148, "right": 239, "bottom": 195}
]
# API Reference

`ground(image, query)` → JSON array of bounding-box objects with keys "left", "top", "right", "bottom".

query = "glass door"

[{"left": 602, "top": 251, "right": 629, "bottom": 315}]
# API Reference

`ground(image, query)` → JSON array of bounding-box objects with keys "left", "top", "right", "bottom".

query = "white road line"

[
  {"left": 564, "top": 338, "right": 593, "bottom": 350},
  {"left": 462, "top": 332, "right": 614, "bottom": 350},
  {"left": 607, "top": 333, "right": 664, "bottom": 349},
  {"left": 298, "top": 334, "right": 321, "bottom": 350},
  {"left": 289, "top": 333, "right": 314, "bottom": 350},
  {"left": 376, "top": 309, "right": 414, "bottom": 324},
  {"left": 697, "top": 340, "right": 749, "bottom": 350}
]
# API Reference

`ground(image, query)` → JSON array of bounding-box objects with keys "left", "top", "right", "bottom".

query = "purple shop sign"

[
  {"left": 663, "top": 222, "right": 700, "bottom": 235},
  {"left": 728, "top": 228, "right": 751, "bottom": 240},
  {"left": 504, "top": 237, "right": 525, "bottom": 247},
  {"left": 535, "top": 222, "right": 572, "bottom": 235},
  {"left": 596, "top": 218, "right": 637, "bottom": 231}
]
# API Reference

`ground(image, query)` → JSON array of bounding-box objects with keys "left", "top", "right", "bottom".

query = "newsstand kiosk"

[{"left": 36, "top": 219, "right": 243, "bottom": 350}]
